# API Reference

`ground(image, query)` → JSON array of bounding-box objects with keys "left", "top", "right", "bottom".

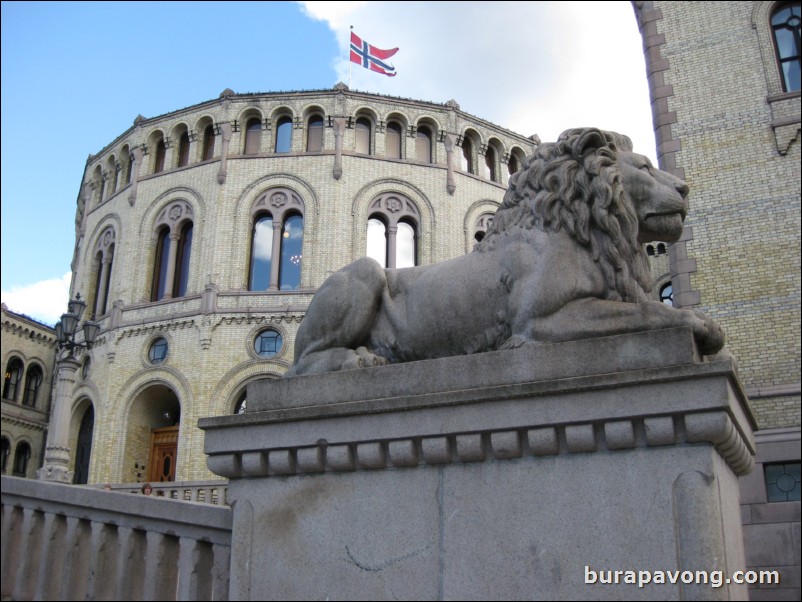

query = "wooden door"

[{"left": 148, "top": 425, "right": 178, "bottom": 482}]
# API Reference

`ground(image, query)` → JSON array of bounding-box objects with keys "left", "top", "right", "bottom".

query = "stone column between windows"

[
  {"left": 387, "top": 225, "right": 398, "bottom": 270},
  {"left": 95, "top": 256, "right": 112, "bottom": 316},
  {"left": 217, "top": 123, "right": 232, "bottom": 185},
  {"left": 163, "top": 231, "right": 181, "bottom": 299},
  {"left": 268, "top": 221, "right": 283, "bottom": 291},
  {"left": 128, "top": 146, "right": 144, "bottom": 207},
  {"left": 444, "top": 133, "right": 456, "bottom": 195},
  {"left": 36, "top": 356, "right": 80, "bottom": 483},
  {"left": 332, "top": 117, "right": 346, "bottom": 180}
]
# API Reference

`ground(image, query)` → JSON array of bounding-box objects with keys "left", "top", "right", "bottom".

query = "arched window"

[
  {"left": 108, "top": 157, "right": 119, "bottom": 196},
  {"left": 461, "top": 138, "right": 473, "bottom": 173},
  {"left": 202, "top": 124, "right": 216, "bottom": 160},
  {"left": 1, "top": 438, "right": 9, "bottom": 474},
  {"left": 307, "top": 115, "right": 324, "bottom": 152},
  {"left": 416, "top": 126, "right": 432, "bottom": 163},
  {"left": 386, "top": 122, "right": 402, "bottom": 159},
  {"left": 150, "top": 202, "right": 195, "bottom": 301},
  {"left": 772, "top": 3, "right": 801, "bottom": 92},
  {"left": 3, "top": 357, "right": 24, "bottom": 401},
  {"left": 234, "top": 391, "right": 247, "bottom": 414},
  {"left": 508, "top": 153, "right": 521, "bottom": 177},
  {"left": 173, "top": 222, "right": 193, "bottom": 298},
  {"left": 90, "top": 227, "right": 115, "bottom": 317},
  {"left": 12, "top": 442, "right": 30, "bottom": 477},
  {"left": 355, "top": 118, "right": 371, "bottom": 154},
  {"left": 177, "top": 132, "right": 190, "bottom": 167},
  {"left": 22, "top": 365, "right": 42, "bottom": 407},
  {"left": 279, "top": 214, "right": 304, "bottom": 290},
  {"left": 125, "top": 152, "right": 134, "bottom": 185},
  {"left": 275, "top": 116, "right": 293, "bottom": 153},
  {"left": 366, "top": 193, "right": 420, "bottom": 269},
  {"left": 244, "top": 118, "right": 262, "bottom": 155},
  {"left": 73, "top": 405, "right": 95, "bottom": 485},
  {"left": 154, "top": 139, "right": 166, "bottom": 173},
  {"left": 484, "top": 146, "right": 497, "bottom": 182},
  {"left": 248, "top": 189, "right": 305, "bottom": 291}
]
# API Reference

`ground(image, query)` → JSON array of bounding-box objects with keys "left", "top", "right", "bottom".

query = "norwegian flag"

[{"left": 350, "top": 31, "right": 398, "bottom": 77}]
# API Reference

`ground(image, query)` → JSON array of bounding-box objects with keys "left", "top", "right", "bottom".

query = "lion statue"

[{"left": 285, "top": 127, "right": 724, "bottom": 376}]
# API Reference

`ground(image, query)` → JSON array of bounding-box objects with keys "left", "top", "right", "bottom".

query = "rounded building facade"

[{"left": 69, "top": 85, "right": 537, "bottom": 484}]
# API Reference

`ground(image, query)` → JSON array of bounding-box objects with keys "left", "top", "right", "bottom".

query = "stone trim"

[
  {"left": 206, "top": 408, "right": 753, "bottom": 480},
  {"left": 633, "top": 1, "right": 700, "bottom": 308}
]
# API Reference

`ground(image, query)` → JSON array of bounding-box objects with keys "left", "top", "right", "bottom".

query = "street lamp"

[{"left": 37, "top": 294, "right": 100, "bottom": 483}]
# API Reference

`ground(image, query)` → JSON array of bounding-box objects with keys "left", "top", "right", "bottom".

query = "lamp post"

[{"left": 37, "top": 294, "right": 100, "bottom": 483}]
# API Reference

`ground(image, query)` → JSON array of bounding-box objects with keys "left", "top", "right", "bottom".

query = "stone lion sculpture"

[{"left": 285, "top": 127, "right": 724, "bottom": 376}]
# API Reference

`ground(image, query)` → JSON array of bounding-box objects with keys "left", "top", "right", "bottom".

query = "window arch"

[
  {"left": 307, "top": 115, "right": 324, "bottom": 152},
  {"left": 150, "top": 201, "right": 195, "bottom": 301},
  {"left": 366, "top": 193, "right": 420, "bottom": 268},
  {"left": 22, "top": 364, "right": 42, "bottom": 407},
  {"left": 107, "top": 155, "right": 118, "bottom": 197},
  {"left": 483, "top": 146, "right": 497, "bottom": 182},
  {"left": 275, "top": 116, "right": 293, "bottom": 153},
  {"left": 93, "top": 166, "right": 105, "bottom": 205},
  {"left": 461, "top": 137, "right": 474, "bottom": 173},
  {"left": 355, "top": 117, "right": 372, "bottom": 154},
  {"left": 772, "top": 3, "right": 801, "bottom": 92},
  {"left": 123, "top": 146, "right": 134, "bottom": 185},
  {"left": 73, "top": 404, "right": 95, "bottom": 484},
  {"left": 3, "top": 357, "right": 24, "bottom": 401},
  {"left": 385, "top": 121, "right": 403, "bottom": 159},
  {"left": 248, "top": 189, "right": 305, "bottom": 291},
  {"left": 416, "top": 125, "right": 433, "bottom": 163},
  {"left": 12, "top": 442, "right": 31, "bottom": 477},
  {"left": 244, "top": 118, "right": 262, "bottom": 155},
  {"left": 474, "top": 213, "right": 495, "bottom": 243}
]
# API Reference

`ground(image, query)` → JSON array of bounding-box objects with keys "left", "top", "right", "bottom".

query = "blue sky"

[{"left": 1, "top": 1, "right": 655, "bottom": 324}]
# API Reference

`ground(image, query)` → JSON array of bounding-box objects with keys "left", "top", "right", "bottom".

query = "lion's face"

[{"left": 618, "top": 151, "right": 689, "bottom": 244}]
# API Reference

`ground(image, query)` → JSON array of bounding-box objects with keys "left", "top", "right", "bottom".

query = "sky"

[{"left": 0, "top": 0, "right": 655, "bottom": 325}]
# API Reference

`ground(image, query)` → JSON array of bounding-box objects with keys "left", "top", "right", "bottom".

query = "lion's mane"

[{"left": 476, "top": 127, "right": 652, "bottom": 303}]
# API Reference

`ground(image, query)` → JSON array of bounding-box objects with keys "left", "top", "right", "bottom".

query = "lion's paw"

[
  {"left": 692, "top": 310, "right": 725, "bottom": 356},
  {"left": 500, "top": 335, "right": 530, "bottom": 350}
]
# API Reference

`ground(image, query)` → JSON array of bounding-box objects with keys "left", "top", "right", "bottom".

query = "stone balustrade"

[
  {"left": 1, "top": 475, "right": 232, "bottom": 601},
  {"left": 88, "top": 480, "right": 229, "bottom": 505}
]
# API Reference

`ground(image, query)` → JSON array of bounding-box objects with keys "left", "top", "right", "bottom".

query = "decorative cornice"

[{"left": 207, "top": 409, "right": 753, "bottom": 480}]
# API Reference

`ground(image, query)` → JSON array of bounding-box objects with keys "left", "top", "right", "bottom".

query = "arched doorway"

[
  {"left": 124, "top": 384, "right": 181, "bottom": 483},
  {"left": 73, "top": 404, "right": 95, "bottom": 484}
]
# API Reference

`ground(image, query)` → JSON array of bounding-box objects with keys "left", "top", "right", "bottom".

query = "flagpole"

[{"left": 349, "top": 25, "right": 353, "bottom": 89}]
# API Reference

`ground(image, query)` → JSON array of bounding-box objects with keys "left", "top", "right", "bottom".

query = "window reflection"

[
  {"left": 275, "top": 117, "right": 292, "bottom": 153},
  {"left": 279, "top": 214, "right": 304, "bottom": 290},
  {"left": 367, "top": 218, "right": 388, "bottom": 267},
  {"left": 249, "top": 215, "right": 274, "bottom": 290}
]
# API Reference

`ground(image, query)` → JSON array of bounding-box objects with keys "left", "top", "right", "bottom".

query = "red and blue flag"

[{"left": 350, "top": 31, "right": 398, "bottom": 77}]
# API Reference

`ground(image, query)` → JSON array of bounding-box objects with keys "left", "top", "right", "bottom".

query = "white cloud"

[
  {"left": 300, "top": 1, "right": 656, "bottom": 161},
  {"left": 1, "top": 273, "right": 71, "bottom": 326}
]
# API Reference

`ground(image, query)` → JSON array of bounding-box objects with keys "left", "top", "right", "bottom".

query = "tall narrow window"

[
  {"left": 508, "top": 154, "right": 519, "bottom": 176},
  {"left": 367, "top": 218, "right": 388, "bottom": 267},
  {"left": 461, "top": 139, "right": 473, "bottom": 173},
  {"left": 245, "top": 118, "right": 262, "bottom": 155},
  {"left": 73, "top": 406, "right": 95, "bottom": 485},
  {"left": 249, "top": 214, "right": 274, "bottom": 290},
  {"left": 386, "top": 122, "right": 402, "bottom": 159},
  {"left": 3, "top": 357, "right": 23, "bottom": 401},
  {"left": 110, "top": 161, "right": 118, "bottom": 195},
  {"left": 416, "top": 126, "right": 432, "bottom": 163},
  {"left": 484, "top": 147, "right": 497, "bottom": 182},
  {"left": 279, "top": 214, "right": 304, "bottom": 290},
  {"left": 202, "top": 125, "right": 216, "bottom": 160},
  {"left": 275, "top": 116, "right": 292, "bottom": 153},
  {"left": 154, "top": 139, "right": 166, "bottom": 173},
  {"left": 177, "top": 132, "right": 190, "bottom": 167},
  {"left": 307, "top": 115, "right": 324, "bottom": 152},
  {"left": 1, "top": 438, "right": 9, "bottom": 474},
  {"left": 126, "top": 153, "right": 134, "bottom": 184},
  {"left": 397, "top": 221, "right": 417, "bottom": 268},
  {"left": 22, "top": 365, "right": 42, "bottom": 407},
  {"left": 173, "top": 222, "right": 193, "bottom": 298},
  {"left": 152, "top": 226, "right": 171, "bottom": 301},
  {"left": 355, "top": 118, "right": 371, "bottom": 154},
  {"left": 98, "top": 174, "right": 106, "bottom": 204},
  {"left": 12, "top": 442, "right": 30, "bottom": 477},
  {"left": 772, "top": 3, "right": 801, "bottom": 92}
]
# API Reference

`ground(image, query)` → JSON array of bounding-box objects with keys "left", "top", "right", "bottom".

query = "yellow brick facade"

[{"left": 69, "top": 87, "right": 537, "bottom": 483}]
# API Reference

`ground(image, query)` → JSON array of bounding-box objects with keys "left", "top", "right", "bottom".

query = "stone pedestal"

[{"left": 201, "top": 328, "right": 756, "bottom": 601}]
